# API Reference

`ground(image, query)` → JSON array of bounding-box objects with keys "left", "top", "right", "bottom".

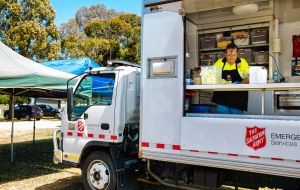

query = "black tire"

[
  {"left": 24, "top": 114, "right": 31, "bottom": 121},
  {"left": 82, "top": 151, "right": 116, "bottom": 190},
  {"left": 36, "top": 118, "right": 41, "bottom": 121},
  {"left": 4, "top": 114, "right": 8, "bottom": 121}
]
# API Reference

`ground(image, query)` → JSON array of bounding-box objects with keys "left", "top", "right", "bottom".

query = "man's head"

[{"left": 226, "top": 42, "right": 238, "bottom": 65}]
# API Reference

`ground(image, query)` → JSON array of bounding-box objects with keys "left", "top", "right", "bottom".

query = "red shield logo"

[
  {"left": 245, "top": 126, "right": 266, "bottom": 150},
  {"left": 77, "top": 120, "right": 85, "bottom": 132}
]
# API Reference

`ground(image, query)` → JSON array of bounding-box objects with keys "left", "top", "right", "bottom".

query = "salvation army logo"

[
  {"left": 77, "top": 120, "right": 85, "bottom": 132},
  {"left": 245, "top": 126, "right": 266, "bottom": 150}
]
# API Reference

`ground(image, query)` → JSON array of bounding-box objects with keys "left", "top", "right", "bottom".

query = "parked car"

[
  {"left": 37, "top": 104, "right": 60, "bottom": 119},
  {"left": 4, "top": 105, "right": 43, "bottom": 121}
]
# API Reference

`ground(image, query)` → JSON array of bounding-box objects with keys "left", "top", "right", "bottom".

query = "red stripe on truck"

[
  {"left": 141, "top": 142, "right": 149, "bottom": 147},
  {"left": 271, "top": 157, "right": 284, "bottom": 161},
  {"left": 208, "top": 151, "right": 218, "bottom": 154},
  {"left": 111, "top": 135, "right": 117, "bottom": 140},
  {"left": 67, "top": 132, "right": 73, "bottom": 136},
  {"left": 172, "top": 145, "right": 181, "bottom": 150},
  {"left": 88, "top": 134, "right": 94, "bottom": 138},
  {"left": 99, "top": 134, "right": 105, "bottom": 139},
  {"left": 248, "top": 155, "right": 260, "bottom": 159},
  {"left": 77, "top": 133, "right": 83, "bottom": 137},
  {"left": 227, "top": 153, "right": 238, "bottom": 157},
  {"left": 156, "top": 143, "right": 165, "bottom": 149}
]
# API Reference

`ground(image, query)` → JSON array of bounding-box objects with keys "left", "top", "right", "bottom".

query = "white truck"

[{"left": 54, "top": 0, "right": 300, "bottom": 189}]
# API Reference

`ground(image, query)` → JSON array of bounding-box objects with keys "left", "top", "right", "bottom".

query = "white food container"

[{"left": 249, "top": 66, "right": 267, "bottom": 84}]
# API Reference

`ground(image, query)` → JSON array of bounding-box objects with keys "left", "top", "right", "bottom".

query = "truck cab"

[{"left": 54, "top": 62, "right": 140, "bottom": 189}]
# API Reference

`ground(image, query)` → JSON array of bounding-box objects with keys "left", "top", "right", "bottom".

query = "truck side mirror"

[{"left": 67, "top": 87, "right": 73, "bottom": 121}]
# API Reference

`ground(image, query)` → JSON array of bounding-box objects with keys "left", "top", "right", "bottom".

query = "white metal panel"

[
  {"left": 181, "top": 116, "right": 300, "bottom": 160},
  {"left": 141, "top": 3, "right": 184, "bottom": 146},
  {"left": 125, "top": 69, "right": 140, "bottom": 124},
  {"left": 142, "top": 150, "right": 300, "bottom": 178}
]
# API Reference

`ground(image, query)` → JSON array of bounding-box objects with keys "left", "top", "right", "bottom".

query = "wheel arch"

[{"left": 79, "top": 141, "right": 110, "bottom": 168}]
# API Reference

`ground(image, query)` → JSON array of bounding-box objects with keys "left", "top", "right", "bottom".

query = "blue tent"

[{"left": 42, "top": 58, "right": 100, "bottom": 75}]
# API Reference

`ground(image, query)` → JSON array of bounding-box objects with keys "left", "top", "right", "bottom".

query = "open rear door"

[{"left": 141, "top": 1, "right": 184, "bottom": 155}]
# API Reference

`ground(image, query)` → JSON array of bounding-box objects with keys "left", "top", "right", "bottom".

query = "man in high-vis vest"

[{"left": 212, "top": 42, "right": 249, "bottom": 114}]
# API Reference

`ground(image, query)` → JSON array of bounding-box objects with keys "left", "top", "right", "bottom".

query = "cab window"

[{"left": 71, "top": 73, "right": 115, "bottom": 118}]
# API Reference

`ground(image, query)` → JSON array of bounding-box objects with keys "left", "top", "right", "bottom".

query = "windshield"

[{"left": 71, "top": 73, "right": 116, "bottom": 119}]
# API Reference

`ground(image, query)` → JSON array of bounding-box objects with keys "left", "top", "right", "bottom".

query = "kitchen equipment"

[{"left": 249, "top": 66, "right": 267, "bottom": 84}]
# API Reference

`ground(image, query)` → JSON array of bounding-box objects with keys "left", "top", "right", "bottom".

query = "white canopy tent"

[{"left": 0, "top": 41, "right": 75, "bottom": 163}]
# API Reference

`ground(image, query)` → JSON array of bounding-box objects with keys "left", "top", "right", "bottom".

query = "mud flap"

[{"left": 117, "top": 166, "right": 137, "bottom": 190}]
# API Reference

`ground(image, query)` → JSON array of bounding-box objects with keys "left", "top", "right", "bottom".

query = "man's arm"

[
  {"left": 241, "top": 78, "right": 249, "bottom": 84},
  {"left": 239, "top": 58, "right": 249, "bottom": 84}
]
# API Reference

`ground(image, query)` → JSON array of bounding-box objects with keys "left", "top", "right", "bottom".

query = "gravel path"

[{"left": 0, "top": 119, "right": 61, "bottom": 139}]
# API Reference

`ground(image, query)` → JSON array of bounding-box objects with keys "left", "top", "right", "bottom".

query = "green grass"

[{"left": 0, "top": 138, "right": 69, "bottom": 184}]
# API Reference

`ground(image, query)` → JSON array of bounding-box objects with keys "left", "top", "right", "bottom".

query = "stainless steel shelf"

[
  {"left": 200, "top": 63, "right": 269, "bottom": 67},
  {"left": 199, "top": 43, "right": 269, "bottom": 52}
]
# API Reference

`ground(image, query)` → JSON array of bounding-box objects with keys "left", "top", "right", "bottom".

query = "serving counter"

[
  {"left": 186, "top": 83, "right": 300, "bottom": 91},
  {"left": 186, "top": 83, "right": 300, "bottom": 115}
]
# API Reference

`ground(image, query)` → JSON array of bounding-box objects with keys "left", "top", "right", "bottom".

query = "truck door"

[
  {"left": 63, "top": 72, "right": 118, "bottom": 162},
  {"left": 141, "top": 1, "right": 184, "bottom": 150}
]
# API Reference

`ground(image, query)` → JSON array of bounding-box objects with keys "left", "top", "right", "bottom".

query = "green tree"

[
  {"left": 59, "top": 5, "right": 141, "bottom": 64},
  {"left": 84, "top": 13, "right": 141, "bottom": 64},
  {"left": 82, "top": 38, "right": 120, "bottom": 64},
  {"left": 0, "top": 0, "right": 60, "bottom": 61},
  {"left": 0, "top": 95, "right": 30, "bottom": 105},
  {"left": 118, "top": 14, "right": 141, "bottom": 63},
  {"left": 118, "top": 13, "right": 141, "bottom": 28},
  {"left": 60, "top": 18, "right": 85, "bottom": 39},
  {"left": 61, "top": 35, "right": 85, "bottom": 59},
  {"left": 75, "top": 4, "right": 119, "bottom": 30}
]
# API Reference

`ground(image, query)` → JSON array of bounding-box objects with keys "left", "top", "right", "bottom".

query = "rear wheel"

[{"left": 82, "top": 151, "right": 116, "bottom": 190}]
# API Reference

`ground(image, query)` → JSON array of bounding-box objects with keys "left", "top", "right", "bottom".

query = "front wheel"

[{"left": 82, "top": 151, "right": 116, "bottom": 190}]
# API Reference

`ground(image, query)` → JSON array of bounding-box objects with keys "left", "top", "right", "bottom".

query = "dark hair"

[{"left": 226, "top": 42, "right": 238, "bottom": 50}]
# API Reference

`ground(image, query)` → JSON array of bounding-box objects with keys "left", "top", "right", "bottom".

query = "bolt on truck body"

[{"left": 54, "top": 0, "right": 300, "bottom": 189}]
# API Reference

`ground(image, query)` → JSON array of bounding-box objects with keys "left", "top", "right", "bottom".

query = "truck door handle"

[
  {"left": 101, "top": 123, "right": 109, "bottom": 130},
  {"left": 84, "top": 113, "right": 88, "bottom": 120}
]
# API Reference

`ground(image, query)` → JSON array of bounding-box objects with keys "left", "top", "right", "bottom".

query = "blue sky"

[{"left": 50, "top": 0, "right": 142, "bottom": 26}]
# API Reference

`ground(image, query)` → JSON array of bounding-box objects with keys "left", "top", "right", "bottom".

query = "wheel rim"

[{"left": 87, "top": 160, "right": 110, "bottom": 190}]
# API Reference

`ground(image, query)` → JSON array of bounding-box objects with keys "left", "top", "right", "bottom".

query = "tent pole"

[
  {"left": 10, "top": 92, "right": 15, "bottom": 163},
  {"left": 33, "top": 98, "right": 36, "bottom": 144}
]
